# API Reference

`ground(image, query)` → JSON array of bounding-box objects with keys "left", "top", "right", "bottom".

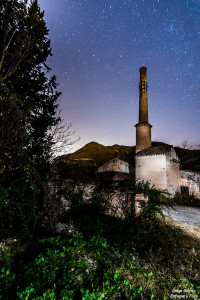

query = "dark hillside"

[
  {"left": 54, "top": 142, "right": 134, "bottom": 179},
  {"left": 55, "top": 141, "right": 200, "bottom": 175},
  {"left": 57, "top": 142, "right": 134, "bottom": 166},
  {"left": 174, "top": 147, "right": 200, "bottom": 172}
]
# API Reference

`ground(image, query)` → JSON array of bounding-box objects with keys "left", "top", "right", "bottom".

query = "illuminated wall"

[
  {"left": 136, "top": 154, "right": 168, "bottom": 191},
  {"left": 97, "top": 158, "right": 129, "bottom": 174},
  {"left": 135, "top": 147, "right": 180, "bottom": 195}
]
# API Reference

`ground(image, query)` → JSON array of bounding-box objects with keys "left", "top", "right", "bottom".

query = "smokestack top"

[
  {"left": 139, "top": 66, "right": 147, "bottom": 72},
  {"left": 139, "top": 66, "right": 147, "bottom": 83}
]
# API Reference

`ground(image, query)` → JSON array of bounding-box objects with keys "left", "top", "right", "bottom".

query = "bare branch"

[
  {"left": 2, "top": 35, "right": 33, "bottom": 81},
  {"left": 195, "top": 144, "right": 200, "bottom": 150},
  {"left": 181, "top": 139, "right": 193, "bottom": 150},
  {"left": 49, "top": 111, "right": 80, "bottom": 158},
  {"left": 0, "top": 27, "right": 17, "bottom": 72}
]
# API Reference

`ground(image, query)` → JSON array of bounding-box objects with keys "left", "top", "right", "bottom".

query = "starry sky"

[{"left": 38, "top": 0, "right": 200, "bottom": 152}]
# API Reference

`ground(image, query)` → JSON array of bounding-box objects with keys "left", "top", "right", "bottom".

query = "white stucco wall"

[
  {"left": 166, "top": 148, "right": 180, "bottom": 195},
  {"left": 179, "top": 170, "right": 200, "bottom": 198},
  {"left": 97, "top": 158, "right": 129, "bottom": 174},
  {"left": 135, "top": 147, "right": 200, "bottom": 198},
  {"left": 135, "top": 155, "right": 167, "bottom": 190}
]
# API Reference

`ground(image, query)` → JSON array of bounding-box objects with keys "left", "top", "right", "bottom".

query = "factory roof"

[{"left": 136, "top": 146, "right": 173, "bottom": 157}]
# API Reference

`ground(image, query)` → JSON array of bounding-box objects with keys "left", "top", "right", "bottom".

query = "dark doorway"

[{"left": 180, "top": 186, "right": 189, "bottom": 196}]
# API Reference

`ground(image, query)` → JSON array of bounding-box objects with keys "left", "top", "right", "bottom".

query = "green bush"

[
  {"left": 0, "top": 170, "right": 41, "bottom": 237},
  {"left": 1, "top": 224, "right": 199, "bottom": 300},
  {"left": 172, "top": 192, "right": 200, "bottom": 207},
  {"left": 0, "top": 234, "right": 143, "bottom": 299}
]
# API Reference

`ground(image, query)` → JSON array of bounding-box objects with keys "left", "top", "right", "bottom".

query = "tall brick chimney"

[{"left": 135, "top": 66, "right": 152, "bottom": 153}]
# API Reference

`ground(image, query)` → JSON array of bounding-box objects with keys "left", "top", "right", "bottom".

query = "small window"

[{"left": 180, "top": 186, "right": 189, "bottom": 196}]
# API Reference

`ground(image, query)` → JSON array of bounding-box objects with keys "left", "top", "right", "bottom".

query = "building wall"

[
  {"left": 97, "top": 158, "right": 129, "bottom": 174},
  {"left": 179, "top": 170, "right": 200, "bottom": 198},
  {"left": 166, "top": 148, "right": 180, "bottom": 195},
  {"left": 135, "top": 148, "right": 200, "bottom": 198},
  {"left": 135, "top": 154, "right": 167, "bottom": 190}
]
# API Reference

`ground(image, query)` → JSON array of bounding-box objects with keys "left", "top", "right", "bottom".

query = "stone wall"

[
  {"left": 47, "top": 172, "right": 147, "bottom": 220},
  {"left": 70, "top": 173, "right": 135, "bottom": 219},
  {"left": 135, "top": 193, "right": 148, "bottom": 217},
  {"left": 97, "top": 158, "right": 129, "bottom": 174},
  {"left": 179, "top": 170, "right": 200, "bottom": 198}
]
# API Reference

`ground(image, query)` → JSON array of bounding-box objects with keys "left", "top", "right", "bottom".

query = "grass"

[{"left": 1, "top": 206, "right": 200, "bottom": 300}]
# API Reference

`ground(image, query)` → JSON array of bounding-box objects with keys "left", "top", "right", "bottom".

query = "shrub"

[{"left": 172, "top": 192, "right": 200, "bottom": 207}]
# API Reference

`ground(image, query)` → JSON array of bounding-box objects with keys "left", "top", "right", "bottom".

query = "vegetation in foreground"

[{"left": 1, "top": 204, "right": 200, "bottom": 300}]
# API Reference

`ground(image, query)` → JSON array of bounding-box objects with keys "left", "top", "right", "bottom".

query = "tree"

[
  {"left": 181, "top": 139, "right": 193, "bottom": 150},
  {"left": 0, "top": 0, "right": 62, "bottom": 236},
  {"left": 195, "top": 144, "right": 200, "bottom": 150},
  {"left": 49, "top": 110, "right": 80, "bottom": 159},
  {"left": 1, "top": 0, "right": 62, "bottom": 170}
]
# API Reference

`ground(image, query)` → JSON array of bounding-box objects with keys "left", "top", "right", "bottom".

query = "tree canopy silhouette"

[{"left": 0, "top": 0, "right": 61, "bottom": 236}]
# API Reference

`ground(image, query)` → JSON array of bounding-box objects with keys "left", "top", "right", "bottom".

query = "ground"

[{"left": 163, "top": 205, "right": 200, "bottom": 241}]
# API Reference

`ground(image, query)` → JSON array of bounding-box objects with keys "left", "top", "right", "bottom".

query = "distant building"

[
  {"left": 97, "top": 158, "right": 129, "bottom": 174},
  {"left": 135, "top": 67, "right": 200, "bottom": 198}
]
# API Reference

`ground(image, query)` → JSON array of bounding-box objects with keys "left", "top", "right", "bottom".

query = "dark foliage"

[
  {"left": 172, "top": 192, "right": 200, "bottom": 208},
  {"left": 0, "top": 211, "right": 199, "bottom": 299},
  {"left": 175, "top": 147, "right": 200, "bottom": 172},
  {"left": 0, "top": 0, "right": 60, "bottom": 236}
]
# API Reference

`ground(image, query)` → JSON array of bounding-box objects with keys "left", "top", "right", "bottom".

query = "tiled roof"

[{"left": 136, "top": 146, "right": 173, "bottom": 157}]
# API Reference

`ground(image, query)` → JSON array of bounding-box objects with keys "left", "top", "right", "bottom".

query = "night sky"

[{"left": 38, "top": 0, "right": 200, "bottom": 152}]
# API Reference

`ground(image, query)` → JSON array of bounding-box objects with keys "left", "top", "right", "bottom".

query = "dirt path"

[{"left": 162, "top": 206, "right": 200, "bottom": 241}]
